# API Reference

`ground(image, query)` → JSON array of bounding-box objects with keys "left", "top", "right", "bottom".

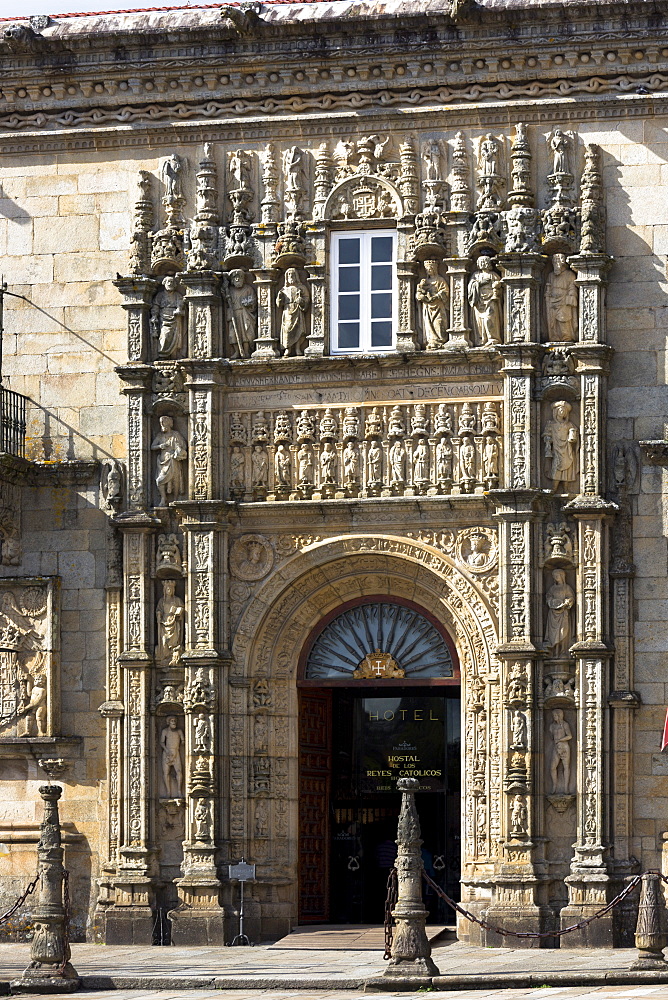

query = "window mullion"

[{"left": 362, "top": 232, "right": 370, "bottom": 353}]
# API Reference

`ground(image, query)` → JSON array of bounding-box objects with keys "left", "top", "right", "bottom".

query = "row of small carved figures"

[
  {"left": 229, "top": 434, "right": 501, "bottom": 494},
  {"left": 147, "top": 252, "right": 580, "bottom": 361}
]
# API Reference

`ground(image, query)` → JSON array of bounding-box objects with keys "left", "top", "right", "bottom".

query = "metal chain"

[
  {"left": 0, "top": 873, "right": 39, "bottom": 928},
  {"left": 60, "top": 868, "right": 71, "bottom": 974},
  {"left": 383, "top": 867, "right": 398, "bottom": 960},
  {"left": 422, "top": 869, "right": 643, "bottom": 940}
]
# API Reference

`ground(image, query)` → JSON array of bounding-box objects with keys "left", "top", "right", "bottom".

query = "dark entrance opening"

[{"left": 298, "top": 597, "right": 461, "bottom": 925}]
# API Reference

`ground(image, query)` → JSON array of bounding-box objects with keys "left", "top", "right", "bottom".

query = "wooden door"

[{"left": 298, "top": 689, "right": 332, "bottom": 923}]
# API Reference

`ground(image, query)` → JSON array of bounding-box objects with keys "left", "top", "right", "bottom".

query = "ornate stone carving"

[
  {"left": 224, "top": 269, "right": 257, "bottom": 359},
  {"left": 416, "top": 260, "right": 449, "bottom": 349},
  {"left": 283, "top": 145, "right": 308, "bottom": 220},
  {"left": 150, "top": 277, "right": 185, "bottom": 359},
  {"left": 549, "top": 708, "right": 573, "bottom": 793},
  {"left": 155, "top": 580, "right": 184, "bottom": 667},
  {"left": 156, "top": 533, "right": 183, "bottom": 579},
  {"left": 160, "top": 716, "right": 185, "bottom": 798},
  {"left": 101, "top": 459, "right": 123, "bottom": 512},
  {"left": 277, "top": 268, "right": 309, "bottom": 356},
  {"left": 455, "top": 527, "right": 498, "bottom": 574},
  {"left": 545, "top": 255, "right": 577, "bottom": 343},
  {"left": 468, "top": 256, "right": 503, "bottom": 344},
  {"left": 230, "top": 534, "right": 274, "bottom": 581},
  {"left": 151, "top": 415, "right": 187, "bottom": 506},
  {"left": 543, "top": 401, "right": 579, "bottom": 490},
  {"left": 544, "top": 569, "right": 575, "bottom": 657},
  {"left": 0, "top": 582, "right": 54, "bottom": 739}
]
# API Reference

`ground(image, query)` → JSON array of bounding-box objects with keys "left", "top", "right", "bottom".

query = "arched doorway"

[{"left": 297, "top": 596, "right": 461, "bottom": 925}]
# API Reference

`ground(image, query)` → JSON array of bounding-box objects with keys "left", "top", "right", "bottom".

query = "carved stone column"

[
  {"left": 568, "top": 253, "right": 612, "bottom": 346},
  {"left": 497, "top": 252, "right": 545, "bottom": 345},
  {"left": 108, "top": 513, "right": 160, "bottom": 943},
  {"left": 117, "top": 366, "right": 153, "bottom": 510},
  {"left": 251, "top": 267, "right": 280, "bottom": 358},
  {"left": 170, "top": 501, "right": 227, "bottom": 944},
  {"left": 181, "top": 272, "right": 223, "bottom": 360},
  {"left": 444, "top": 256, "right": 471, "bottom": 347},
  {"left": 114, "top": 276, "right": 158, "bottom": 365},
  {"left": 305, "top": 262, "right": 326, "bottom": 357},
  {"left": 395, "top": 257, "right": 418, "bottom": 353},
  {"left": 182, "top": 360, "right": 221, "bottom": 503},
  {"left": 12, "top": 785, "right": 80, "bottom": 994}
]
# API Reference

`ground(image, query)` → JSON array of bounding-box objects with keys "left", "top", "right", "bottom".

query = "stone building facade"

[{"left": 0, "top": 0, "right": 666, "bottom": 948}]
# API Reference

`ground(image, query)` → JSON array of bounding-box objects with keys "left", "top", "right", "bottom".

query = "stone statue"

[
  {"left": 102, "top": 458, "right": 123, "bottom": 510},
  {"left": 194, "top": 713, "right": 211, "bottom": 753},
  {"left": 225, "top": 269, "right": 257, "bottom": 359},
  {"left": 277, "top": 268, "right": 310, "bottom": 356},
  {"left": 549, "top": 708, "right": 573, "bottom": 793},
  {"left": 510, "top": 794, "right": 527, "bottom": 836},
  {"left": 151, "top": 277, "right": 185, "bottom": 358},
  {"left": 545, "top": 568, "right": 575, "bottom": 657},
  {"left": 155, "top": 579, "right": 185, "bottom": 666},
  {"left": 434, "top": 404, "right": 452, "bottom": 437},
  {"left": 543, "top": 401, "right": 579, "bottom": 489},
  {"left": 511, "top": 710, "right": 526, "bottom": 750},
  {"left": 483, "top": 437, "right": 499, "bottom": 480},
  {"left": 466, "top": 531, "right": 488, "bottom": 568},
  {"left": 343, "top": 442, "right": 359, "bottom": 483},
  {"left": 229, "top": 148, "right": 251, "bottom": 191},
  {"left": 416, "top": 261, "right": 449, "bottom": 350},
  {"left": 297, "top": 444, "right": 314, "bottom": 484},
  {"left": 160, "top": 716, "right": 184, "bottom": 798},
  {"left": 479, "top": 133, "right": 499, "bottom": 177},
  {"left": 422, "top": 139, "right": 442, "bottom": 182},
  {"left": 367, "top": 440, "right": 382, "bottom": 483},
  {"left": 152, "top": 415, "right": 187, "bottom": 505},
  {"left": 549, "top": 128, "right": 571, "bottom": 175},
  {"left": 413, "top": 438, "right": 429, "bottom": 484},
  {"left": 459, "top": 439, "right": 475, "bottom": 481},
  {"left": 230, "top": 445, "right": 246, "bottom": 491},
  {"left": 161, "top": 153, "right": 184, "bottom": 203},
  {"left": 468, "top": 256, "right": 503, "bottom": 345},
  {"left": 194, "top": 799, "right": 210, "bottom": 841},
  {"left": 389, "top": 439, "right": 406, "bottom": 485},
  {"left": 545, "top": 255, "right": 578, "bottom": 343},
  {"left": 284, "top": 145, "right": 307, "bottom": 217},
  {"left": 320, "top": 442, "right": 337, "bottom": 484},
  {"left": 274, "top": 443, "right": 291, "bottom": 487},
  {"left": 251, "top": 445, "right": 269, "bottom": 488},
  {"left": 436, "top": 438, "right": 452, "bottom": 481},
  {"left": 23, "top": 673, "right": 47, "bottom": 737}
]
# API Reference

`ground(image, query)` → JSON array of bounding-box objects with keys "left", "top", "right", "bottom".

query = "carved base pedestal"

[
  {"left": 169, "top": 879, "right": 227, "bottom": 945},
  {"left": 99, "top": 905, "right": 155, "bottom": 945},
  {"left": 10, "top": 963, "right": 80, "bottom": 995},
  {"left": 383, "top": 909, "right": 439, "bottom": 978},
  {"left": 482, "top": 902, "right": 555, "bottom": 948}
]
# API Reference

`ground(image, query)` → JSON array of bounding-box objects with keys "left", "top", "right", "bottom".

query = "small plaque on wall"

[{"left": 229, "top": 861, "right": 256, "bottom": 881}]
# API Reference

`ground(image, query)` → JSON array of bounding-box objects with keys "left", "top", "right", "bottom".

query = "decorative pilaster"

[
  {"left": 305, "top": 222, "right": 327, "bottom": 356},
  {"left": 396, "top": 252, "right": 418, "bottom": 353},
  {"left": 181, "top": 361, "right": 221, "bottom": 502},
  {"left": 114, "top": 277, "right": 159, "bottom": 367},
  {"left": 444, "top": 257, "right": 471, "bottom": 347},
  {"left": 117, "top": 366, "right": 153, "bottom": 510},
  {"left": 251, "top": 267, "right": 280, "bottom": 358},
  {"left": 170, "top": 502, "right": 226, "bottom": 944},
  {"left": 181, "top": 272, "right": 223, "bottom": 361}
]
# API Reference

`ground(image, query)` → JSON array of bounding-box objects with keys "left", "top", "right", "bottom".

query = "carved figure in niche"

[
  {"left": 549, "top": 708, "right": 572, "bottom": 793},
  {"left": 162, "top": 153, "right": 184, "bottom": 203},
  {"left": 2, "top": 531, "right": 21, "bottom": 568},
  {"left": 423, "top": 140, "right": 442, "bottom": 182},
  {"left": 296, "top": 410, "right": 315, "bottom": 441},
  {"left": 230, "top": 445, "right": 246, "bottom": 492},
  {"left": 277, "top": 268, "right": 309, "bottom": 356},
  {"left": 413, "top": 438, "right": 429, "bottom": 484},
  {"left": 252, "top": 445, "right": 269, "bottom": 488},
  {"left": 284, "top": 146, "right": 307, "bottom": 217},
  {"left": 479, "top": 133, "right": 499, "bottom": 176},
  {"left": 194, "top": 713, "right": 211, "bottom": 753},
  {"left": 511, "top": 710, "right": 526, "bottom": 750},
  {"left": 436, "top": 438, "right": 452, "bottom": 481},
  {"left": 416, "top": 260, "right": 449, "bottom": 350},
  {"left": 367, "top": 440, "right": 382, "bottom": 483},
  {"left": 151, "top": 277, "right": 185, "bottom": 358},
  {"left": 297, "top": 444, "right": 314, "bottom": 485},
  {"left": 466, "top": 531, "right": 488, "bottom": 568},
  {"left": 545, "top": 255, "right": 577, "bottom": 343},
  {"left": 320, "top": 442, "right": 337, "bottom": 484},
  {"left": 152, "top": 415, "right": 187, "bottom": 506},
  {"left": 545, "top": 568, "right": 575, "bottom": 657},
  {"left": 543, "top": 401, "right": 578, "bottom": 489},
  {"left": 155, "top": 579, "right": 185, "bottom": 666},
  {"left": 225, "top": 269, "right": 257, "bottom": 359},
  {"left": 160, "top": 716, "right": 184, "bottom": 798},
  {"left": 343, "top": 441, "right": 359, "bottom": 483},
  {"left": 389, "top": 439, "right": 406, "bottom": 485},
  {"left": 255, "top": 798, "right": 269, "bottom": 838},
  {"left": 156, "top": 533, "right": 182, "bottom": 577},
  {"left": 549, "top": 129, "right": 571, "bottom": 175},
  {"left": 186, "top": 667, "right": 214, "bottom": 710},
  {"left": 434, "top": 403, "right": 452, "bottom": 437},
  {"left": 483, "top": 437, "right": 499, "bottom": 481},
  {"left": 194, "top": 799, "right": 211, "bottom": 841},
  {"left": 102, "top": 459, "right": 123, "bottom": 511},
  {"left": 468, "top": 256, "right": 503, "bottom": 345},
  {"left": 460, "top": 440, "right": 475, "bottom": 481},
  {"left": 274, "top": 443, "right": 291, "bottom": 487},
  {"left": 510, "top": 794, "right": 527, "bottom": 836},
  {"left": 229, "top": 148, "right": 251, "bottom": 190}
]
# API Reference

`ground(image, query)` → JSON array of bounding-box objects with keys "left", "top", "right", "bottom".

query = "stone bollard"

[
  {"left": 630, "top": 872, "right": 668, "bottom": 970},
  {"left": 383, "top": 777, "right": 439, "bottom": 979},
  {"left": 11, "top": 785, "right": 80, "bottom": 994}
]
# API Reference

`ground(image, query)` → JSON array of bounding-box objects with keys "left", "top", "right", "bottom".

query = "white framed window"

[{"left": 330, "top": 230, "right": 397, "bottom": 354}]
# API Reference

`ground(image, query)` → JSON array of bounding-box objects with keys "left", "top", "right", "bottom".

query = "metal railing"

[{"left": 0, "top": 385, "right": 27, "bottom": 458}]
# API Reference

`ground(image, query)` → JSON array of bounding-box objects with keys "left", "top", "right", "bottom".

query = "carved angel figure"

[
  {"left": 468, "top": 256, "right": 503, "bottom": 345},
  {"left": 225, "top": 269, "right": 257, "bottom": 359},
  {"left": 277, "top": 268, "right": 310, "bottom": 356},
  {"left": 545, "top": 255, "right": 577, "bottom": 343},
  {"left": 416, "top": 260, "right": 449, "bottom": 350}
]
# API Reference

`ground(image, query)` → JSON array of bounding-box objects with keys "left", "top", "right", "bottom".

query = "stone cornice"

[{"left": 0, "top": 454, "right": 98, "bottom": 486}]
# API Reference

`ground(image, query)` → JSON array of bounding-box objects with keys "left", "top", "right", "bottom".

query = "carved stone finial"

[
  {"left": 579, "top": 143, "right": 605, "bottom": 254},
  {"left": 450, "top": 131, "right": 471, "bottom": 213}
]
